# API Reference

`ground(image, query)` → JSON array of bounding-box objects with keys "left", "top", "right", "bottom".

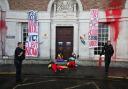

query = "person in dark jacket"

[
  {"left": 14, "top": 42, "right": 25, "bottom": 83},
  {"left": 100, "top": 40, "right": 114, "bottom": 75}
]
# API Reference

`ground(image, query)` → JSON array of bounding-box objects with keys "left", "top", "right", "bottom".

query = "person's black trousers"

[
  {"left": 104, "top": 55, "right": 111, "bottom": 74},
  {"left": 14, "top": 60, "right": 22, "bottom": 81}
]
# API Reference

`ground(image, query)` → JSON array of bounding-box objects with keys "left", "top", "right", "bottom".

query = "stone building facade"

[{"left": 0, "top": 0, "right": 128, "bottom": 66}]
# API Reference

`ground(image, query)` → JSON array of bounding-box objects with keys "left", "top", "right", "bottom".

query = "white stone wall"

[
  {"left": 5, "top": 22, "right": 17, "bottom": 56},
  {"left": 0, "top": 0, "right": 127, "bottom": 62},
  {"left": 5, "top": 11, "right": 27, "bottom": 57},
  {"left": 5, "top": 11, "right": 52, "bottom": 59},
  {"left": 4, "top": 9, "right": 128, "bottom": 62},
  {"left": 116, "top": 9, "right": 128, "bottom": 61},
  {"left": 116, "top": 21, "right": 128, "bottom": 59},
  {"left": 0, "top": 0, "right": 9, "bottom": 11},
  {"left": 78, "top": 11, "right": 106, "bottom": 60},
  {"left": 125, "top": 0, "right": 128, "bottom": 9},
  {"left": 79, "top": 22, "right": 91, "bottom": 59},
  {"left": 113, "top": 1, "right": 128, "bottom": 61},
  {"left": 39, "top": 22, "right": 51, "bottom": 59},
  {"left": 37, "top": 12, "right": 51, "bottom": 59}
]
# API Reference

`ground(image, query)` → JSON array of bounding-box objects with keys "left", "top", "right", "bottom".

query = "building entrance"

[{"left": 56, "top": 26, "right": 73, "bottom": 60}]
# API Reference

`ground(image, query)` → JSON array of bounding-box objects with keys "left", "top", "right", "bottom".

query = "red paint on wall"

[
  {"left": 105, "top": 0, "right": 124, "bottom": 42},
  {"left": 111, "top": 21, "right": 120, "bottom": 42},
  {"left": 105, "top": 9, "right": 122, "bottom": 42},
  {"left": 108, "top": 0, "right": 124, "bottom": 8},
  {"left": 0, "top": 20, "right": 6, "bottom": 30}
]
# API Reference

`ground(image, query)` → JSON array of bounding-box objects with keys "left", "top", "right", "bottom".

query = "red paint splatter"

[
  {"left": 104, "top": 0, "right": 125, "bottom": 59},
  {"left": 111, "top": 21, "right": 120, "bottom": 42},
  {"left": 0, "top": 20, "right": 6, "bottom": 30},
  {"left": 109, "top": 0, "right": 123, "bottom": 8},
  {"left": 105, "top": 0, "right": 125, "bottom": 42},
  {"left": 105, "top": 9, "right": 122, "bottom": 42}
]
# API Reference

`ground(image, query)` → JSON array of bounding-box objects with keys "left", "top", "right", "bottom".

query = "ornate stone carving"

[{"left": 55, "top": 0, "right": 76, "bottom": 13}]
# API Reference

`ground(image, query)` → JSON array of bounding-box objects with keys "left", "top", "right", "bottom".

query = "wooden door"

[{"left": 56, "top": 26, "right": 73, "bottom": 60}]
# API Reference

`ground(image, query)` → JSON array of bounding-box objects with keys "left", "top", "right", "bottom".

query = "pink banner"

[{"left": 88, "top": 9, "right": 99, "bottom": 48}]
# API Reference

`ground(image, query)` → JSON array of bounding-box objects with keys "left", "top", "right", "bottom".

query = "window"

[
  {"left": 94, "top": 23, "right": 109, "bottom": 55},
  {"left": 21, "top": 23, "right": 28, "bottom": 49}
]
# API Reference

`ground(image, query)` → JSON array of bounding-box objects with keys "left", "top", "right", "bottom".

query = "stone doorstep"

[
  {"left": 0, "top": 59, "right": 128, "bottom": 68},
  {"left": 0, "top": 59, "right": 51, "bottom": 64},
  {"left": 108, "top": 76, "right": 128, "bottom": 79},
  {"left": 0, "top": 72, "right": 16, "bottom": 75},
  {"left": 77, "top": 60, "right": 128, "bottom": 68}
]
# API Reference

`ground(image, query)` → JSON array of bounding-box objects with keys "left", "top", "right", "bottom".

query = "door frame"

[
  {"left": 56, "top": 26, "right": 74, "bottom": 59},
  {"left": 51, "top": 22, "right": 79, "bottom": 60}
]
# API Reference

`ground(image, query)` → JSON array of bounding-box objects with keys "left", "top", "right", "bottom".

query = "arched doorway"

[{"left": 48, "top": 0, "right": 83, "bottom": 60}]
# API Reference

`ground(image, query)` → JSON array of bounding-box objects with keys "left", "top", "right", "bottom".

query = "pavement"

[
  {"left": 0, "top": 64, "right": 128, "bottom": 79},
  {"left": 1, "top": 76, "right": 128, "bottom": 89},
  {"left": 0, "top": 64, "right": 128, "bottom": 89}
]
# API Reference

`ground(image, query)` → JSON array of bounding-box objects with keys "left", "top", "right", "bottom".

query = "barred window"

[
  {"left": 94, "top": 23, "right": 109, "bottom": 55},
  {"left": 21, "top": 23, "right": 28, "bottom": 49}
]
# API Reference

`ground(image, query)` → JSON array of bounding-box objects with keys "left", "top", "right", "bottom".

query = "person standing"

[
  {"left": 14, "top": 42, "right": 25, "bottom": 83},
  {"left": 100, "top": 40, "right": 114, "bottom": 75}
]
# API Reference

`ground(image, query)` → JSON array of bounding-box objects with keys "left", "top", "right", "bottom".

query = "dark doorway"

[{"left": 56, "top": 26, "right": 73, "bottom": 60}]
